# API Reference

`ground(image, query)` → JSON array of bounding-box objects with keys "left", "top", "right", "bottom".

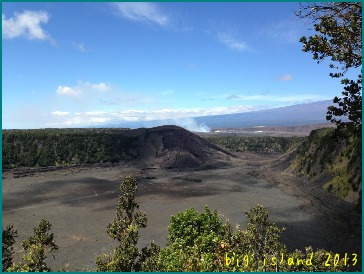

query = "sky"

[{"left": 1, "top": 2, "right": 353, "bottom": 129}]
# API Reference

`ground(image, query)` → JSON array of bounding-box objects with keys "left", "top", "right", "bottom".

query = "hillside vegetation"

[
  {"left": 207, "top": 130, "right": 361, "bottom": 206},
  {"left": 2, "top": 126, "right": 233, "bottom": 171},
  {"left": 2, "top": 128, "right": 137, "bottom": 169},
  {"left": 207, "top": 136, "right": 305, "bottom": 154},
  {"left": 285, "top": 128, "right": 362, "bottom": 205}
]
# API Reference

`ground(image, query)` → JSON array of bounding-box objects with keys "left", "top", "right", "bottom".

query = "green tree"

[
  {"left": 241, "top": 205, "right": 287, "bottom": 271},
  {"left": 157, "top": 205, "right": 349, "bottom": 272},
  {"left": 296, "top": 2, "right": 362, "bottom": 135},
  {"left": 2, "top": 225, "right": 18, "bottom": 271},
  {"left": 7, "top": 219, "right": 58, "bottom": 272},
  {"left": 157, "top": 206, "right": 226, "bottom": 271},
  {"left": 139, "top": 241, "right": 161, "bottom": 272},
  {"left": 96, "top": 176, "right": 148, "bottom": 271}
]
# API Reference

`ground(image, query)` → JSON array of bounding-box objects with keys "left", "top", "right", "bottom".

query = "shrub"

[
  {"left": 2, "top": 225, "right": 18, "bottom": 271},
  {"left": 156, "top": 204, "right": 350, "bottom": 272},
  {"left": 6, "top": 219, "right": 58, "bottom": 272},
  {"left": 157, "top": 206, "right": 226, "bottom": 271}
]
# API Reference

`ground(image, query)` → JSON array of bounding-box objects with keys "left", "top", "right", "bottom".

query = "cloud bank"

[{"left": 47, "top": 105, "right": 258, "bottom": 128}]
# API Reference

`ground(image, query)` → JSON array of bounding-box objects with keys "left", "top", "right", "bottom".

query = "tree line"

[
  {"left": 207, "top": 136, "right": 305, "bottom": 154},
  {"left": 2, "top": 128, "right": 137, "bottom": 170}
]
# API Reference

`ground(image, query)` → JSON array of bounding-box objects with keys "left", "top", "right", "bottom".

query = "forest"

[
  {"left": 207, "top": 135, "right": 305, "bottom": 153},
  {"left": 2, "top": 129, "right": 304, "bottom": 170},
  {"left": 2, "top": 128, "right": 137, "bottom": 169}
]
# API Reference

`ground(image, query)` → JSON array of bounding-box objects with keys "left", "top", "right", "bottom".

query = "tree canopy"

[{"left": 296, "top": 2, "right": 362, "bottom": 135}]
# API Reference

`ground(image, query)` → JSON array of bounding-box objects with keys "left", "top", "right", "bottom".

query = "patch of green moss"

[{"left": 324, "top": 173, "right": 352, "bottom": 199}]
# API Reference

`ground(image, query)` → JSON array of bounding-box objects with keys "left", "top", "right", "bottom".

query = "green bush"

[
  {"left": 139, "top": 241, "right": 161, "bottom": 271},
  {"left": 157, "top": 206, "right": 226, "bottom": 271},
  {"left": 156, "top": 204, "right": 349, "bottom": 272},
  {"left": 2, "top": 225, "right": 18, "bottom": 271},
  {"left": 6, "top": 219, "right": 58, "bottom": 272}
]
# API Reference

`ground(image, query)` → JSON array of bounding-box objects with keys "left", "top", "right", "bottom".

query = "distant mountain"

[
  {"left": 103, "top": 100, "right": 336, "bottom": 131},
  {"left": 195, "top": 100, "right": 335, "bottom": 129}
]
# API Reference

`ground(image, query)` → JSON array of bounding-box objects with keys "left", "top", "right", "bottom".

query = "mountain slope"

[
  {"left": 101, "top": 100, "right": 336, "bottom": 130},
  {"left": 279, "top": 128, "right": 361, "bottom": 206},
  {"left": 123, "top": 125, "right": 235, "bottom": 169},
  {"left": 195, "top": 100, "right": 335, "bottom": 128}
]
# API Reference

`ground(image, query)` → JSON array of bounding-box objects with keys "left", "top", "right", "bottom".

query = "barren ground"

[{"left": 2, "top": 152, "right": 361, "bottom": 271}]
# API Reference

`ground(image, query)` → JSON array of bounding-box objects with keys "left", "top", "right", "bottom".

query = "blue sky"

[{"left": 2, "top": 2, "right": 349, "bottom": 129}]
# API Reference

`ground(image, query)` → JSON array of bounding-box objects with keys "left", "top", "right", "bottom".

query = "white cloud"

[
  {"left": 217, "top": 32, "right": 250, "bottom": 52},
  {"left": 56, "top": 86, "right": 79, "bottom": 96},
  {"left": 112, "top": 2, "right": 168, "bottom": 26},
  {"left": 51, "top": 111, "right": 70, "bottom": 116},
  {"left": 56, "top": 82, "right": 110, "bottom": 96},
  {"left": 263, "top": 21, "right": 302, "bottom": 44},
  {"left": 274, "top": 95, "right": 327, "bottom": 104},
  {"left": 2, "top": 10, "right": 51, "bottom": 40},
  {"left": 90, "top": 117, "right": 108, "bottom": 123},
  {"left": 276, "top": 74, "right": 293, "bottom": 81},
  {"left": 72, "top": 42, "right": 86, "bottom": 52},
  {"left": 90, "top": 82, "right": 108, "bottom": 91},
  {"left": 226, "top": 94, "right": 266, "bottom": 100}
]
